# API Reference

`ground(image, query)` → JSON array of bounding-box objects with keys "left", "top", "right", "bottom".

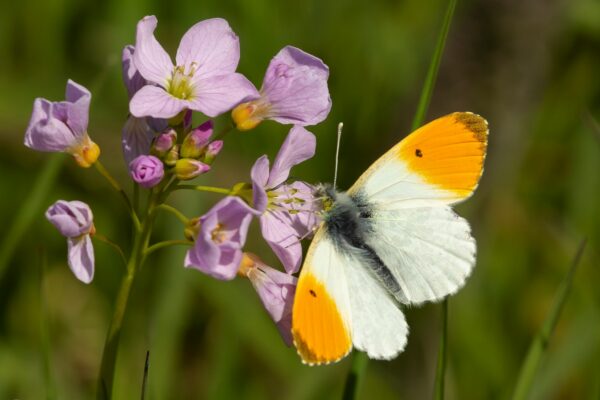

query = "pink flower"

[
  {"left": 232, "top": 46, "right": 331, "bottom": 131},
  {"left": 129, "top": 155, "right": 164, "bottom": 188},
  {"left": 239, "top": 253, "right": 297, "bottom": 346},
  {"left": 45, "top": 200, "right": 95, "bottom": 284},
  {"left": 185, "top": 196, "right": 254, "bottom": 280},
  {"left": 251, "top": 126, "right": 320, "bottom": 273},
  {"left": 25, "top": 80, "right": 100, "bottom": 167},
  {"left": 129, "top": 16, "right": 259, "bottom": 119}
]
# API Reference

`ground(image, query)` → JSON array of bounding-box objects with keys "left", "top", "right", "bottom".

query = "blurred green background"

[{"left": 1, "top": 0, "right": 599, "bottom": 398}]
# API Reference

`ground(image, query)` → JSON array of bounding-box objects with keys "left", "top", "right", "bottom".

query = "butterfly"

[{"left": 291, "top": 112, "right": 488, "bottom": 365}]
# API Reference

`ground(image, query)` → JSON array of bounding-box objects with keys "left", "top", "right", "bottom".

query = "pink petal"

[
  {"left": 176, "top": 18, "right": 240, "bottom": 79},
  {"left": 251, "top": 156, "right": 269, "bottom": 213},
  {"left": 122, "top": 45, "right": 147, "bottom": 99},
  {"left": 65, "top": 80, "right": 91, "bottom": 136},
  {"left": 25, "top": 98, "right": 77, "bottom": 151},
  {"left": 260, "top": 212, "right": 303, "bottom": 274},
  {"left": 189, "top": 73, "right": 259, "bottom": 117},
  {"left": 130, "top": 85, "right": 187, "bottom": 119},
  {"left": 121, "top": 115, "right": 155, "bottom": 165},
  {"left": 133, "top": 16, "right": 173, "bottom": 86},
  {"left": 267, "top": 126, "right": 316, "bottom": 188},
  {"left": 261, "top": 46, "right": 331, "bottom": 125},
  {"left": 67, "top": 235, "right": 94, "bottom": 284}
]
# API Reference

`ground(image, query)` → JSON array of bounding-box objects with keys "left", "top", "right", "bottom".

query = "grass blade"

[
  {"left": 342, "top": 351, "right": 368, "bottom": 400},
  {"left": 433, "top": 299, "right": 448, "bottom": 400},
  {"left": 411, "top": 0, "right": 458, "bottom": 131},
  {"left": 511, "top": 239, "right": 587, "bottom": 400},
  {"left": 0, "top": 153, "right": 64, "bottom": 282}
]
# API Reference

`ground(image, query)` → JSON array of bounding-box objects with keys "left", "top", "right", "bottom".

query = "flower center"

[
  {"left": 167, "top": 64, "right": 197, "bottom": 100},
  {"left": 211, "top": 223, "right": 227, "bottom": 244}
]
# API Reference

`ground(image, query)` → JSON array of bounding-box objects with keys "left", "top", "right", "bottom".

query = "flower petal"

[
  {"left": 121, "top": 115, "right": 155, "bottom": 165},
  {"left": 122, "top": 45, "right": 147, "bottom": 99},
  {"left": 67, "top": 235, "right": 95, "bottom": 284},
  {"left": 176, "top": 18, "right": 240, "bottom": 79},
  {"left": 130, "top": 85, "right": 187, "bottom": 119},
  {"left": 260, "top": 212, "right": 302, "bottom": 274},
  {"left": 65, "top": 80, "right": 91, "bottom": 136},
  {"left": 46, "top": 200, "right": 94, "bottom": 237},
  {"left": 261, "top": 46, "right": 331, "bottom": 125},
  {"left": 189, "top": 73, "right": 259, "bottom": 117},
  {"left": 133, "top": 16, "right": 173, "bottom": 86},
  {"left": 251, "top": 155, "right": 269, "bottom": 213},
  {"left": 25, "top": 98, "right": 77, "bottom": 151},
  {"left": 267, "top": 126, "right": 316, "bottom": 188}
]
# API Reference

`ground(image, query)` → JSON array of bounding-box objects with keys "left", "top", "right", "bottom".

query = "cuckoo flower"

[
  {"left": 251, "top": 125, "right": 320, "bottom": 273},
  {"left": 129, "top": 155, "right": 164, "bottom": 188},
  {"left": 129, "top": 16, "right": 259, "bottom": 120},
  {"left": 25, "top": 80, "right": 99, "bottom": 167},
  {"left": 232, "top": 46, "right": 331, "bottom": 131},
  {"left": 45, "top": 200, "right": 95, "bottom": 284},
  {"left": 185, "top": 196, "right": 254, "bottom": 280},
  {"left": 238, "top": 253, "right": 297, "bottom": 346},
  {"left": 121, "top": 45, "right": 168, "bottom": 164}
]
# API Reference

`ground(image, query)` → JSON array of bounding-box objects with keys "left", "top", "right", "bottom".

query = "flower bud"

[
  {"left": 129, "top": 155, "right": 164, "bottom": 188},
  {"left": 164, "top": 144, "right": 180, "bottom": 167},
  {"left": 232, "top": 101, "right": 267, "bottom": 131},
  {"left": 180, "top": 120, "right": 213, "bottom": 159},
  {"left": 174, "top": 158, "right": 210, "bottom": 180},
  {"left": 151, "top": 129, "right": 177, "bottom": 158},
  {"left": 204, "top": 140, "right": 223, "bottom": 164}
]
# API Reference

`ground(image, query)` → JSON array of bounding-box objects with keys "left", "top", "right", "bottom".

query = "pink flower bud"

[{"left": 174, "top": 158, "right": 210, "bottom": 180}]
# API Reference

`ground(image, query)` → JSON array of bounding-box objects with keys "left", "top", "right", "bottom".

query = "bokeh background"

[{"left": 1, "top": 0, "right": 599, "bottom": 398}]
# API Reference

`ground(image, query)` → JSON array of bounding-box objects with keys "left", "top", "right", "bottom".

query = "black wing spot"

[
  {"left": 309, "top": 289, "right": 317, "bottom": 297},
  {"left": 415, "top": 148, "right": 423, "bottom": 157}
]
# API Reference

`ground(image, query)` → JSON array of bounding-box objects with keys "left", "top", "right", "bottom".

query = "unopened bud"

[
  {"left": 151, "top": 129, "right": 177, "bottom": 158},
  {"left": 204, "top": 140, "right": 223, "bottom": 164},
  {"left": 181, "top": 120, "right": 213, "bottom": 158},
  {"left": 174, "top": 158, "right": 210, "bottom": 180},
  {"left": 164, "top": 144, "right": 180, "bottom": 167}
]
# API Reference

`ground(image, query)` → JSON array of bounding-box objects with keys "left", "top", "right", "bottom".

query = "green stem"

[
  {"left": 433, "top": 299, "right": 448, "bottom": 400},
  {"left": 95, "top": 160, "right": 141, "bottom": 231},
  {"left": 94, "top": 234, "right": 127, "bottom": 267},
  {"left": 144, "top": 240, "right": 193, "bottom": 258},
  {"left": 511, "top": 239, "right": 587, "bottom": 400},
  {"left": 157, "top": 204, "right": 189, "bottom": 224},
  {"left": 175, "top": 184, "right": 233, "bottom": 195},
  {"left": 411, "top": 0, "right": 457, "bottom": 131},
  {"left": 96, "top": 195, "right": 160, "bottom": 400},
  {"left": 342, "top": 351, "right": 368, "bottom": 400}
]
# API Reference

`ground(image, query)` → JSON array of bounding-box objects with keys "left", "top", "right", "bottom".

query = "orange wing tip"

[
  {"left": 453, "top": 112, "right": 489, "bottom": 144},
  {"left": 292, "top": 332, "right": 352, "bottom": 366}
]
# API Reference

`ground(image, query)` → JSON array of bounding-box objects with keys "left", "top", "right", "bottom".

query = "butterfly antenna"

[{"left": 333, "top": 122, "right": 343, "bottom": 188}]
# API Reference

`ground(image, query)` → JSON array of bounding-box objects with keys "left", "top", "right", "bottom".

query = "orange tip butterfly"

[{"left": 292, "top": 112, "right": 488, "bottom": 365}]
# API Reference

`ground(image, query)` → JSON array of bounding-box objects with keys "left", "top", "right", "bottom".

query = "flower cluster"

[{"left": 25, "top": 15, "right": 331, "bottom": 346}]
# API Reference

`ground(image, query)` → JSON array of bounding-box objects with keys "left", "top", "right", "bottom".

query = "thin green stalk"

[
  {"left": 0, "top": 153, "right": 64, "bottom": 282},
  {"left": 144, "top": 240, "right": 193, "bottom": 258},
  {"left": 175, "top": 184, "right": 233, "bottom": 195},
  {"left": 94, "top": 234, "right": 127, "bottom": 267},
  {"left": 411, "top": 0, "right": 457, "bottom": 131},
  {"left": 95, "top": 160, "right": 141, "bottom": 231},
  {"left": 342, "top": 352, "right": 368, "bottom": 400},
  {"left": 433, "top": 299, "right": 448, "bottom": 400},
  {"left": 141, "top": 351, "right": 150, "bottom": 400},
  {"left": 157, "top": 204, "right": 189, "bottom": 224},
  {"left": 511, "top": 239, "right": 587, "bottom": 400},
  {"left": 39, "top": 247, "right": 57, "bottom": 400},
  {"left": 96, "top": 194, "right": 160, "bottom": 400}
]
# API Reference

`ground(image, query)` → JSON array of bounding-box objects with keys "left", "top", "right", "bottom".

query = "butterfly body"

[{"left": 292, "top": 112, "right": 488, "bottom": 365}]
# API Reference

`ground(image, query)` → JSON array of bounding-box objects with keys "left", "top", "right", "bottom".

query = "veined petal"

[
  {"left": 121, "top": 115, "right": 155, "bottom": 164},
  {"left": 130, "top": 85, "right": 187, "bottom": 119},
  {"left": 189, "top": 73, "right": 259, "bottom": 117},
  {"left": 67, "top": 235, "right": 95, "bottom": 284},
  {"left": 65, "top": 80, "right": 91, "bottom": 136},
  {"left": 260, "top": 212, "right": 302, "bottom": 274},
  {"left": 267, "top": 126, "right": 316, "bottom": 188},
  {"left": 122, "top": 45, "right": 147, "bottom": 99},
  {"left": 25, "top": 98, "right": 77, "bottom": 151},
  {"left": 261, "top": 46, "right": 331, "bottom": 126},
  {"left": 176, "top": 18, "right": 240, "bottom": 79},
  {"left": 133, "top": 16, "right": 173, "bottom": 86},
  {"left": 251, "top": 155, "right": 269, "bottom": 213}
]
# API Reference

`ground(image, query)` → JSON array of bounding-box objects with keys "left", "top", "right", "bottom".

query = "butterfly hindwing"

[{"left": 348, "top": 112, "right": 488, "bottom": 208}]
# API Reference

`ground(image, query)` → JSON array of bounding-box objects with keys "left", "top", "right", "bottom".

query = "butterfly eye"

[{"left": 415, "top": 148, "right": 423, "bottom": 158}]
